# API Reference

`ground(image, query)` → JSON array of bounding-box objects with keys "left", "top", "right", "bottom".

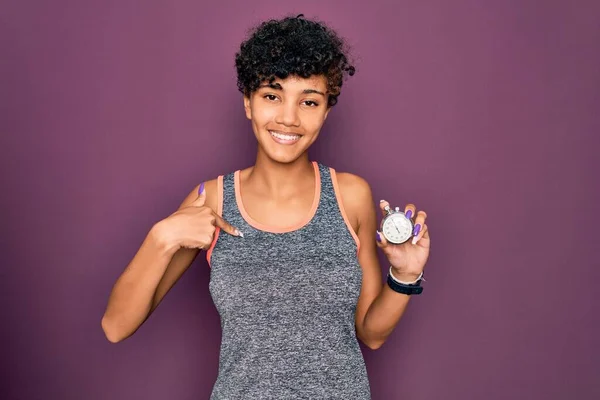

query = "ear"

[
  {"left": 324, "top": 106, "right": 332, "bottom": 121},
  {"left": 243, "top": 95, "right": 252, "bottom": 120}
]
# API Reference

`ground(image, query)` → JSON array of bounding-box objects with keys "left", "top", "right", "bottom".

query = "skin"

[{"left": 101, "top": 74, "right": 431, "bottom": 350}]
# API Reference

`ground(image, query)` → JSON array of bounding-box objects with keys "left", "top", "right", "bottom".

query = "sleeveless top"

[{"left": 206, "top": 161, "right": 371, "bottom": 399}]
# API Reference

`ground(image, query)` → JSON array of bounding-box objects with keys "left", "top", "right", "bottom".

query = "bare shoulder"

[
  {"left": 336, "top": 170, "right": 371, "bottom": 193},
  {"left": 335, "top": 171, "right": 375, "bottom": 229},
  {"left": 177, "top": 177, "right": 221, "bottom": 212}
]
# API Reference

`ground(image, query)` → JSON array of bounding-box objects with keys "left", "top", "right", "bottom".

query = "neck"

[{"left": 246, "top": 151, "right": 314, "bottom": 197}]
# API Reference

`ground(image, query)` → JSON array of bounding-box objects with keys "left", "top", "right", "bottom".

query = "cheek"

[
  {"left": 251, "top": 104, "right": 277, "bottom": 126},
  {"left": 306, "top": 111, "right": 327, "bottom": 131}
]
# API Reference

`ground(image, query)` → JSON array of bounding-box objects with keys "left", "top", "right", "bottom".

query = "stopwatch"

[{"left": 380, "top": 205, "right": 414, "bottom": 244}]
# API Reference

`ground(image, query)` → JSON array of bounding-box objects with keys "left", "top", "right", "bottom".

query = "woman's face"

[{"left": 244, "top": 74, "right": 331, "bottom": 164}]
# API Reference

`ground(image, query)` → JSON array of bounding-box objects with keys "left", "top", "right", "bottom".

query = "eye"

[
  {"left": 303, "top": 100, "right": 319, "bottom": 107},
  {"left": 264, "top": 94, "right": 278, "bottom": 101}
]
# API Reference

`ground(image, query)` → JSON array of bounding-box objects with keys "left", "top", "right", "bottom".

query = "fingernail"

[
  {"left": 237, "top": 230, "right": 244, "bottom": 238},
  {"left": 198, "top": 182, "right": 205, "bottom": 194},
  {"left": 413, "top": 224, "right": 421, "bottom": 237},
  {"left": 376, "top": 231, "right": 382, "bottom": 243},
  {"left": 405, "top": 210, "right": 413, "bottom": 219},
  {"left": 379, "top": 199, "right": 386, "bottom": 203}
]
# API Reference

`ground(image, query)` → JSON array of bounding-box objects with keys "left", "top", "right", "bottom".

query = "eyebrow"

[{"left": 258, "top": 83, "right": 326, "bottom": 97}]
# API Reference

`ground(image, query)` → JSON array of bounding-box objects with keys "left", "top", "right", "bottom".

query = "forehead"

[{"left": 262, "top": 74, "right": 327, "bottom": 91}]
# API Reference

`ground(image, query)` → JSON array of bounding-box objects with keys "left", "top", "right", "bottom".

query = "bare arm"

[
  {"left": 101, "top": 179, "right": 219, "bottom": 343},
  {"left": 338, "top": 173, "right": 414, "bottom": 350}
]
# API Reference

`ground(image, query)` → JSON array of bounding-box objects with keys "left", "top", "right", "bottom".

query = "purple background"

[{"left": 1, "top": 0, "right": 599, "bottom": 399}]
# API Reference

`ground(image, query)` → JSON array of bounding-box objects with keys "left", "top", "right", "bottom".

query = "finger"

[
  {"left": 190, "top": 182, "right": 206, "bottom": 207},
  {"left": 214, "top": 213, "right": 243, "bottom": 237},
  {"left": 413, "top": 223, "right": 429, "bottom": 247},
  {"left": 411, "top": 210, "right": 428, "bottom": 245},
  {"left": 375, "top": 230, "right": 391, "bottom": 251},
  {"left": 404, "top": 203, "right": 416, "bottom": 220},
  {"left": 421, "top": 224, "right": 430, "bottom": 240},
  {"left": 379, "top": 199, "right": 393, "bottom": 217}
]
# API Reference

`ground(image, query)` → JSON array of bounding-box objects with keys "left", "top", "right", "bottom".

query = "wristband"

[{"left": 389, "top": 266, "right": 424, "bottom": 285}]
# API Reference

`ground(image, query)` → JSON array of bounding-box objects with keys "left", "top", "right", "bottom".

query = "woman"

[{"left": 102, "top": 14, "right": 431, "bottom": 399}]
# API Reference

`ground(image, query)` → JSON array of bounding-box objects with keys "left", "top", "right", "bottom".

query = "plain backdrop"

[{"left": 1, "top": 0, "right": 599, "bottom": 399}]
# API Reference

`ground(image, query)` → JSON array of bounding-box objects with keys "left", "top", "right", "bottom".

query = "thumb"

[
  {"left": 375, "top": 230, "right": 390, "bottom": 250},
  {"left": 191, "top": 182, "right": 206, "bottom": 207}
]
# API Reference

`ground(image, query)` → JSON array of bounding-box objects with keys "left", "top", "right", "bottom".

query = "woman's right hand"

[{"left": 153, "top": 183, "right": 242, "bottom": 252}]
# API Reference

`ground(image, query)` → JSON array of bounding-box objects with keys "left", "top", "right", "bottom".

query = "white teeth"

[{"left": 270, "top": 131, "right": 300, "bottom": 141}]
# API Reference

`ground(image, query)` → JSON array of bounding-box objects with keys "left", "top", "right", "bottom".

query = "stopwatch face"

[{"left": 381, "top": 212, "right": 413, "bottom": 244}]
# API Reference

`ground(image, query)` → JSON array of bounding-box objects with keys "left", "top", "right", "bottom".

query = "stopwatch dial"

[{"left": 381, "top": 213, "right": 413, "bottom": 244}]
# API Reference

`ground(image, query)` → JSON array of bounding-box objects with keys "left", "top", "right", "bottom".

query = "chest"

[
  {"left": 241, "top": 189, "right": 317, "bottom": 229},
  {"left": 208, "top": 225, "right": 362, "bottom": 319}
]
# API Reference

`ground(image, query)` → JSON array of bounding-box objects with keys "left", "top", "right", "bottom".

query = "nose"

[{"left": 275, "top": 102, "right": 300, "bottom": 127}]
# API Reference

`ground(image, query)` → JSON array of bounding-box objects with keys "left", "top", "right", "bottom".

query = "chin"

[
  {"left": 266, "top": 149, "right": 305, "bottom": 164},
  {"left": 258, "top": 132, "right": 312, "bottom": 164}
]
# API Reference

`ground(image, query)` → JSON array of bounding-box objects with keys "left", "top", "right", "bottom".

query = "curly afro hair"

[{"left": 235, "top": 14, "right": 355, "bottom": 107}]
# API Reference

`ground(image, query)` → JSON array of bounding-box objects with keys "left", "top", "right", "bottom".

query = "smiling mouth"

[{"left": 269, "top": 130, "right": 302, "bottom": 142}]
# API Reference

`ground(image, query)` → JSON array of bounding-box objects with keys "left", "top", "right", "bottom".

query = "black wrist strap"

[{"left": 387, "top": 274, "right": 424, "bottom": 295}]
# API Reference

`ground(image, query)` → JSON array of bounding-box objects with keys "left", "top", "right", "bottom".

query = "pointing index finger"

[{"left": 214, "top": 213, "right": 244, "bottom": 237}]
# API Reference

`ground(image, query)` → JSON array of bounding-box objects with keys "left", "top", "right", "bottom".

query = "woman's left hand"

[{"left": 376, "top": 200, "right": 430, "bottom": 281}]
